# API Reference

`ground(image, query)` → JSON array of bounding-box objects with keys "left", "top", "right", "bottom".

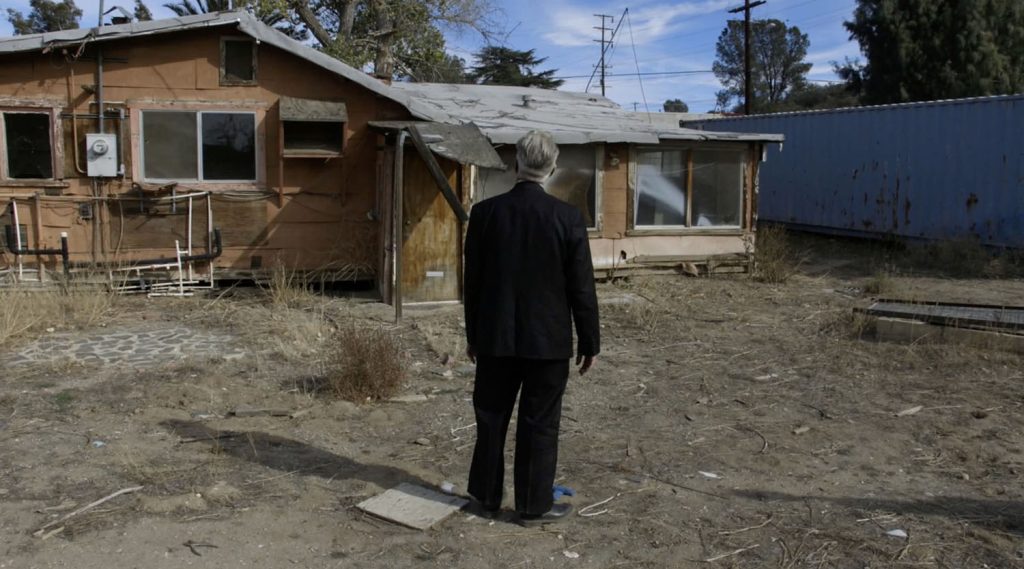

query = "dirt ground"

[{"left": 2, "top": 233, "right": 1024, "bottom": 569}]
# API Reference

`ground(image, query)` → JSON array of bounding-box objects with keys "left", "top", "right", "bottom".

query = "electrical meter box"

[{"left": 86, "top": 133, "right": 118, "bottom": 177}]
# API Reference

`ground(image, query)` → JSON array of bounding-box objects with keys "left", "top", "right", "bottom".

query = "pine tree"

[
  {"left": 846, "top": 0, "right": 1024, "bottom": 103},
  {"left": 6, "top": 0, "right": 81, "bottom": 34},
  {"left": 468, "top": 47, "right": 564, "bottom": 89}
]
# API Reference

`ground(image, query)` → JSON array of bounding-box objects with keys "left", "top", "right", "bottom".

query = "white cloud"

[{"left": 542, "top": 0, "right": 735, "bottom": 47}]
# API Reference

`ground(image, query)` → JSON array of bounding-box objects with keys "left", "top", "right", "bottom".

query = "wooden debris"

[
  {"left": 356, "top": 483, "right": 467, "bottom": 530},
  {"left": 896, "top": 405, "right": 923, "bottom": 417},
  {"left": 705, "top": 544, "right": 759, "bottom": 562},
  {"left": 34, "top": 486, "right": 143, "bottom": 536},
  {"left": 230, "top": 406, "right": 290, "bottom": 417}
]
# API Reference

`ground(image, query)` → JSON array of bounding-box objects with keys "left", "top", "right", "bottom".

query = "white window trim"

[
  {"left": 0, "top": 108, "right": 60, "bottom": 182},
  {"left": 630, "top": 144, "right": 746, "bottom": 231},
  {"left": 140, "top": 109, "right": 259, "bottom": 184}
]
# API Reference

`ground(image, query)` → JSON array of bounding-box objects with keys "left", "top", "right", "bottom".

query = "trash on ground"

[
  {"left": 356, "top": 483, "right": 468, "bottom": 530},
  {"left": 885, "top": 529, "right": 908, "bottom": 539},
  {"left": 698, "top": 471, "right": 722, "bottom": 479}
]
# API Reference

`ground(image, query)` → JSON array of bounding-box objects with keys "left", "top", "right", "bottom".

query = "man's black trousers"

[{"left": 468, "top": 356, "right": 569, "bottom": 516}]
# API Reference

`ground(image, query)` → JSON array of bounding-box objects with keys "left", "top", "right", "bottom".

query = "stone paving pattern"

[{"left": 4, "top": 325, "right": 247, "bottom": 367}]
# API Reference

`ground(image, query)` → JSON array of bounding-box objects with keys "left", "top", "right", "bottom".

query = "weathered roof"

[
  {"left": 389, "top": 82, "right": 783, "bottom": 145},
  {"left": 0, "top": 10, "right": 440, "bottom": 120},
  {"left": 368, "top": 121, "right": 506, "bottom": 169}
]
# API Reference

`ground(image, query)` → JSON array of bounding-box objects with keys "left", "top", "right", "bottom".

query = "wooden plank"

[
  {"left": 356, "top": 483, "right": 467, "bottom": 531},
  {"left": 407, "top": 126, "right": 468, "bottom": 222}
]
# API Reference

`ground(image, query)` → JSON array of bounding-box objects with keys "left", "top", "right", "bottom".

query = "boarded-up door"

[{"left": 401, "top": 153, "right": 461, "bottom": 302}]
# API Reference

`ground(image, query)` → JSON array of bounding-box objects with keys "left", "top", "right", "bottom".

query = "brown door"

[{"left": 401, "top": 153, "right": 462, "bottom": 302}]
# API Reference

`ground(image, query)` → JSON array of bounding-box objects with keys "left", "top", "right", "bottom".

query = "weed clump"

[
  {"left": 321, "top": 326, "right": 405, "bottom": 402},
  {"left": 753, "top": 224, "right": 802, "bottom": 284}
]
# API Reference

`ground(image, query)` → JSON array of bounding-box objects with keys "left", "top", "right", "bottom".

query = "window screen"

[
  {"left": 143, "top": 111, "right": 198, "bottom": 179},
  {"left": 223, "top": 40, "right": 255, "bottom": 82},
  {"left": 691, "top": 149, "right": 743, "bottom": 227},
  {"left": 476, "top": 145, "right": 599, "bottom": 228},
  {"left": 142, "top": 111, "right": 255, "bottom": 181},
  {"left": 635, "top": 150, "right": 686, "bottom": 227},
  {"left": 4, "top": 113, "right": 53, "bottom": 179},
  {"left": 202, "top": 113, "right": 255, "bottom": 180}
]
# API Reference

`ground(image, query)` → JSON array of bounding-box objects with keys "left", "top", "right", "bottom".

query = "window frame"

[
  {"left": 628, "top": 143, "right": 748, "bottom": 235},
  {"left": 473, "top": 143, "right": 604, "bottom": 231},
  {"left": 139, "top": 109, "right": 260, "bottom": 184},
  {"left": 0, "top": 106, "right": 61, "bottom": 184},
  {"left": 220, "top": 36, "right": 258, "bottom": 86}
]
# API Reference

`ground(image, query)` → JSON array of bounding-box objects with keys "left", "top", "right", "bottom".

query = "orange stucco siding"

[{"left": 0, "top": 27, "right": 411, "bottom": 280}]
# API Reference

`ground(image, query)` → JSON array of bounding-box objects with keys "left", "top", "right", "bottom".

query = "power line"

[
  {"left": 625, "top": 10, "right": 650, "bottom": 122},
  {"left": 557, "top": 69, "right": 714, "bottom": 79},
  {"left": 585, "top": 9, "right": 627, "bottom": 94}
]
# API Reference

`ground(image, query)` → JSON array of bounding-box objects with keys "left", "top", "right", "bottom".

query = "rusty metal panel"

[{"left": 686, "top": 95, "right": 1024, "bottom": 247}]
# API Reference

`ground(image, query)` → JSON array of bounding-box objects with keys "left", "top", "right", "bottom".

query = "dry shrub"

[
  {"left": 753, "top": 224, "right": 802, "bottom": 283},
  {"left": 0, "top": 282, "right": 117, "bottom": 346},
  {"left": 820, "top": 309, "right": 875, "bottom": 340},
  {"left": 263, "top": 264, "right": 321, "bottom": 309},
  {"left": 862, "top": 270, "right": 893, "bottom": 295},
  {"left": 321, "top": 325, "right": 405, "bottom": 402},
  {"left": 905, "top": 237, "right": 1024, "bottom": 278}
]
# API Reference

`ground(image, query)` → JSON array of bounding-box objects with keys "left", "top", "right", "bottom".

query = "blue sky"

[{"left": 2, "top": 0, "right": 861, "bottom": 112}]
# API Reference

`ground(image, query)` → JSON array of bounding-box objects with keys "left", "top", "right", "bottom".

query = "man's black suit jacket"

[{"left": 464, "top": 180, "right": 600, "bottom": 360}]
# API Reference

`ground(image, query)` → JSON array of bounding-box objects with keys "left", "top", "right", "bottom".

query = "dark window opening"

[
  {"left": 1, "top": 224, "right": 28, "bottom": 249},
  {"left": 142, "top": 111, "right": 198, "bottom": 179},
  {"left": 283, "top": 121, "right": 344, "bottom": 154},
  {"left": 4, "top": 113, "right": 53, "bottom": 179},
  {"left": 223, "top": 39, "right": 255, "bottom": 83},
  {"left": 202, "top": 112, "right": 256, "bottom": 180}
]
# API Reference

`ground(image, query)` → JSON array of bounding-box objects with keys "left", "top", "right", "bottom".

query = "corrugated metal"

[{"left": 686, "top": 95, "right": 1024, "bottom": 247}]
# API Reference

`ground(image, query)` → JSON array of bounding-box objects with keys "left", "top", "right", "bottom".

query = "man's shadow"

[
  {"left": 161, "top": 419, "right": 433, "bottom": 491},
  {"left": 735, "top": 489, "right": 1024, "bottom": 535}
]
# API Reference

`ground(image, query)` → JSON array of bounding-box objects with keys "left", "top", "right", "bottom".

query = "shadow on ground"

[
  {"left": 735, "top": 489, "right": 1024, "bottom": 534},
  {"left": 160, "top": 419, "right": 432, "bottom": 490}
]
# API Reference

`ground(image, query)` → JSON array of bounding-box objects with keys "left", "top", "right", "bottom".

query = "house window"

[
  {"left": 633, "top": 147, "right": 745, "bottom": 228},
  {"left": 283, "top": 121, "right": 343, "bottom": 155},
  {"left": 477, "top": 144, "right": 600, "bottom": 229},
  {"left": 221, "top": 38, "right": 256, "bottom": 84},
  {"left": 141, "top": 110, "right": 256, "bottom": 182},
  {"left": 2, "top": 112, "right": 53, "bottom": 179}
]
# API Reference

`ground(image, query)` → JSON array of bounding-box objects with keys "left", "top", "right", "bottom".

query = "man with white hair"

[{"left": 463, "top": 130, "right": 600, "bottom": 525}]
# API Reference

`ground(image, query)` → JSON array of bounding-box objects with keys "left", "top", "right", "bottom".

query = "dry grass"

[
  {"left": 753, "top": 224, "right": 803, "bottom": 284},
  {"left": 320, "top": 325, "right": 405, "bottom": 402},
  {"left": 262, "top": 264, "right": 322, "bottom": 309},
  {"left": 611, "top": 277, "right": 677, "bottom": 337},
  {"left": 0, "top": 282, "right": 117, "bottom": 346},
  {"left": 862, "top": 270, "right": 894, "bottom": 295}
]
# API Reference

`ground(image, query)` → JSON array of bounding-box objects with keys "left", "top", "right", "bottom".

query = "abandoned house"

[{"left": 0, "top": 10, "right": 782, "bottom": 304}]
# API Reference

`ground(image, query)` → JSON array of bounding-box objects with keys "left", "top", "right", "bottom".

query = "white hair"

[{"left": 515, "top": 130, "right": 559, "bottom": 183}]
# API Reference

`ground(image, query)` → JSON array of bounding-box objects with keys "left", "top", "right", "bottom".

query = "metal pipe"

[
  {"left": 122, "top": 228, "right": 223, "bottom": 268},
  {"left": 3, "top": 225, "right": 70, "bottom": 278},
  {"left": 96, "top": 46, "right": 104, "bottom": 134},
  {"left": 11, "top": 199, "right": 23, "bottom": 280},
  {"left": 393, "top": 131, "right": 407, "bottom": 322}
]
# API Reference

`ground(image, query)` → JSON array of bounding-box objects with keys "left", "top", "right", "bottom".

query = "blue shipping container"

[{"left": 687, "top": 95, "right": 1024, "bottom": 247}]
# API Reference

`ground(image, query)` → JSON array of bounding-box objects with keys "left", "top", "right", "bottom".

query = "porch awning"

[
  {"left": 368, "top": 121, "right": 506, "bottom": 170},
  {"left": 280, "top": 96, "right": 348, "bottom": 122}
]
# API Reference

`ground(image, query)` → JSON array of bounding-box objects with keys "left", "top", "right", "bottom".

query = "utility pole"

[
  {"left": 594, "top": 14, "right": 614, "bottom": 96},
  {"left": 728, "top": 0, "right": 766, "bottom": 115}
]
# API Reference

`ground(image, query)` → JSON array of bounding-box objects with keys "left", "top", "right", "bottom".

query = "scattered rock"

[
  {"left": 885, "top": 529, "right": 908, "bottom": 539},
  {"left": 698, "top": 471, "right": 722, "bottom": 480},
  {"left": 793, "top": 426, "right": 810, "bottom": 435},
  {"left": 563, "top": 550, "right": 580, "bottom": 559},
  {"left": 971, "top": 410, "right": 989, "bottom": 419},
  {"left": 413, "top": 437, "right": 432, "bottom": 446}
]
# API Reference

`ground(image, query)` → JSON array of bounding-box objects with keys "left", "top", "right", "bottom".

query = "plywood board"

[
  {"left": 356, "top": 483, "right": 467, "bottom": 530},
  {"left": 401, "top": 154, "right": 461, "bottom": 302}
]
